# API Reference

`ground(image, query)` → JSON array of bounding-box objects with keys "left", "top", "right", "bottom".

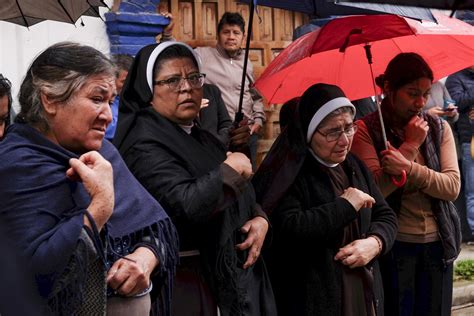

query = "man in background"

[
  {"left": 446, "top": 65, "right": 474, "bottom": 242},
  {"left": 105, "top": 54, "right": 134, "bottom": 141}
]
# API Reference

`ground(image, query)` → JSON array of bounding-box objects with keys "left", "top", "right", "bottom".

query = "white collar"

[
  {"left": 308, "top": 148, "right": 339, "bottom": 168},
  {"left": 179, "top": 122, "right": 194, "bottom": 134}
]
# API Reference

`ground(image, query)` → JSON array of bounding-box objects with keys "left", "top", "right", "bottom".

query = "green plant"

[{"left": 454, "top": 259, "right": 474, "bottom": 281}]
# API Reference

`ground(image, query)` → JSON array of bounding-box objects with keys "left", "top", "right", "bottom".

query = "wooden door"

[{"left": 157, "top": 0, "right": 308, "bottom": 79}]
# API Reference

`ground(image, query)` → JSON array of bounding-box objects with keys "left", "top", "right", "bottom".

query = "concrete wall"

[{"left": 0, "top": 1, "right": 113, "bottom": 113}]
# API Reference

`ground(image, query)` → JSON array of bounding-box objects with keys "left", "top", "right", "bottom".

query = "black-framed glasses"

[
  {"left": 316, "top": 124, "right": 358, "bottom": 142},
  {"left": 153, "top": 73, "right": 206, "bottom": 91}
]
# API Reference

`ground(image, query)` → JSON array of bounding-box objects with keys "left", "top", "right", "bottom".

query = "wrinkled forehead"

[
  {"left": 81, "top": 74, "right": 116, "bottom": 92},
  {"left": 220, "top": 24, "right": 244, "bottom": 32},
  {"left": 319, "top": 110, "right": 354, "bottom": 129}
]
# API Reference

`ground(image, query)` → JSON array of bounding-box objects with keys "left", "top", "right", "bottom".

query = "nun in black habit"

[
  {"left": 113, "top": 42, "right": 276, "bottom": 316},
  {"left": 253, "top": 84, "right": 398, "bottom": 316}
]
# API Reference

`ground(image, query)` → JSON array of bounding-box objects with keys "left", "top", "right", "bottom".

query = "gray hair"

[
  {"left": 17, "top": 42, "right": 115, "bottom": 131},
  {"left": 112, "top": 54, "right": 134, "bottom": 76},
  {"left": 319, "top": 106, "right": 355, "bottom": 128}
]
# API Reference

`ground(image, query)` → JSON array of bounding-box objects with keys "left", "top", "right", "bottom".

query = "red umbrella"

[
  {"left": 255, "top": 11, "right": 474, "bottom": 103},
  {"left": 256, "top": 11, "right": 474, "bottom": 187}
]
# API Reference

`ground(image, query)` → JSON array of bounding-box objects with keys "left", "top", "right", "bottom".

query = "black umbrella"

[
  {"left": 237, "top": 0, "right": 437, "bottom": 21},
  {"left": 0, "top": 0, "right": 108, "bottom": 28}
]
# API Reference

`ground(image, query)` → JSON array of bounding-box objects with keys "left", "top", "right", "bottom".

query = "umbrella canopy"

[
  {"left": 0, "top": 0, "right": 108, "bottom": 27},
  {"left": 255, "top": 11, "right": 474, "bottom": 103},
  {"left": 238, "top": 0, "right": 437, "bottom": 22},
  {"left": 338, "top": 0, "right": 474, "bottom": 10}
]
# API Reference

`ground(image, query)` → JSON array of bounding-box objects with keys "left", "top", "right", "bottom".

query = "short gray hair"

[{"left": 17, "top": 42, "right": 115, "bottom": 131}]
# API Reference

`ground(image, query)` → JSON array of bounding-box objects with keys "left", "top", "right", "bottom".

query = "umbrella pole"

[
  {"left": 363, "top": 44, "right": 407, "bottom": 187},
  {"left": 363, "top": 44, "right": 388, "bottom": 149},
  {"left": 235, "top": 0, "right": 255, "bottom": 124}
]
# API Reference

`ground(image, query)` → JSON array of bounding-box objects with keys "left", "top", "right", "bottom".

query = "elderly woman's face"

[
  {"left": 151, "top": 57, "right": 202, "bottom": 125},
  {"left": 310, "top": 112, "right": 354, "bottom": 164},
  {"left": 44, "top": 74, "right": 115, "bottom": 153}
]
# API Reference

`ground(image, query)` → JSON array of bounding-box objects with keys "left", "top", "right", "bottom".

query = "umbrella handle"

[{"left": 390, "top": 170, "right": 407, "bottom": 188}]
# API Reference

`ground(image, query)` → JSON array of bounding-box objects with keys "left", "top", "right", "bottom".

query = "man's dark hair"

[
  {"left": 0, "top": 74, "right": 12, "bottom": 105},
  {"left": 112, "top": 54, "right": 134, "bottom": 74},
  {"left": 217, "top": 12, "right": 245, "bottom": 33},
  {"left": 0, "top": 74, "right": 12, "bottom": 127}
]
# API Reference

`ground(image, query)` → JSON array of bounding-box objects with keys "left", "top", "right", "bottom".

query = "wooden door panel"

[{"left": 159, "top": 0, "right": 308, "bottom": 80}]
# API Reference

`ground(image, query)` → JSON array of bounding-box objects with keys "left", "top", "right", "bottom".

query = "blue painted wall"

[{"left": 105, "top": 0, "right": 169, "bottom": 56}]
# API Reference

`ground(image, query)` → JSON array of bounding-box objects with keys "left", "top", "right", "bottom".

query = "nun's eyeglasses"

[
  {"left": 316, "top": 124, "right": 358, "bottom": 142},
  {"left": 154, "top": 73, "right": 206, "bottom": 91}
]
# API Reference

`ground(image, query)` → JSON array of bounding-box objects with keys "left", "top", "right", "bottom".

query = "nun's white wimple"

[
  {"left": 146, "top": 41, "right": 202, "bottom": 93},
  {"left": 306, "top": 97, "right": 355, "bottom": 143}
]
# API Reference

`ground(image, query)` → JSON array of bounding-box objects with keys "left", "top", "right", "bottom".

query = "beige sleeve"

[
  {"left": 409, "top": 120, "right": 460, "bottom": 201},
  {"left": 351, "top": 120, "right": 400, "bottom": 197},
  {"left": 247, "top": 62, "right": 266, "bottom": 124}
]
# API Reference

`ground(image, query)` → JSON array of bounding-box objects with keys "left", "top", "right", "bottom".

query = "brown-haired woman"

[{"left": 351, "top": 52, "right": 461, "bottom": 316}]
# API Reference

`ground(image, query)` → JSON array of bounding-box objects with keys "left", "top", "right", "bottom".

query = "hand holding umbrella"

[
  {"left": 379, "top": 115, "right": 429, "bottom": 186},
  {"left": 363, "top": 42, "right": 407, "bottom": 187},
  {"left": 380, "top": 142, "right": 411, "bottom": 187}
]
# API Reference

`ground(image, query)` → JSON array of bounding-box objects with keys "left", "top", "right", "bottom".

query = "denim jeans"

[
  {"left": 462, "top": 142, "right": 474, "bottom": 233},
  {"left": 380, "top": 241, "right": 453, "bottom": 316}
]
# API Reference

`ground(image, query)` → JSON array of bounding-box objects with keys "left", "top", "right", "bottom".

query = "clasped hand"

[
  {"left": 107, "top": 247, "right": 159, "bottom": 297},
  {"left": 334, "top": 237, "right": 380, "bottom": 268},
  {"left": 235, "top": 216, "right": 269, "bottom": 269}
]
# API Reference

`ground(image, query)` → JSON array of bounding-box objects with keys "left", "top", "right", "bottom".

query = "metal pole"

[{"left": 235, "top": 0, "right": 255, "bottom": 124}]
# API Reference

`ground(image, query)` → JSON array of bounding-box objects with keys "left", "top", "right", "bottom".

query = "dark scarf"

[
  {"left": 362, "top": 108, "right": 461, "bottom": 265},
  {"left": 253, "top": 84, "right": 377, "bottom": 316},
  {"left": 113, "top": 43, "right": 275, "bottom": 315},
  {"left": 254, "top": 83, "right": 352, "bottom": 214},
  {"left": 0, "top": 123, "right": 178, "bottom": 315}
]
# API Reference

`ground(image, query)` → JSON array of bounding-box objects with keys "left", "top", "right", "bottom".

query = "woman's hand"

[
  {"left": 404, "top": 115, "right": 428, "bottom": 148},
  {"left": 380, "top": 142, "right": 412, "bottom": 176},
  {"left": 340, "top": 187, "right": 375, "bottom": 211},
  {"left": 235, "top": 216, "right": 269, "bottom": 269},
  {"left": 107, "top": 247, "right": 159, "bottom": 297},
  {"left": 443, "top": 104, "right": 458, "bottom": 118},
  {"left": 250, "top": 123, "right": 261, "bottom": 135},
  {"left": 224, "top": 152, "right": 252, "bottom": 179},
  {"left": 426, "top": 106, "right": 445, "bottom": 118},
  {"left": 160, "top": 12, "right": 174, "bottom": 36},
  {"left": 200, "top": 98, "right": 209, "bottom": 110},
  {"left": 67, "top": 151, "right": 114, "bottom": 230},
  {"left": 334, "top": 236, "right": 381, "bottom": 268}
]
